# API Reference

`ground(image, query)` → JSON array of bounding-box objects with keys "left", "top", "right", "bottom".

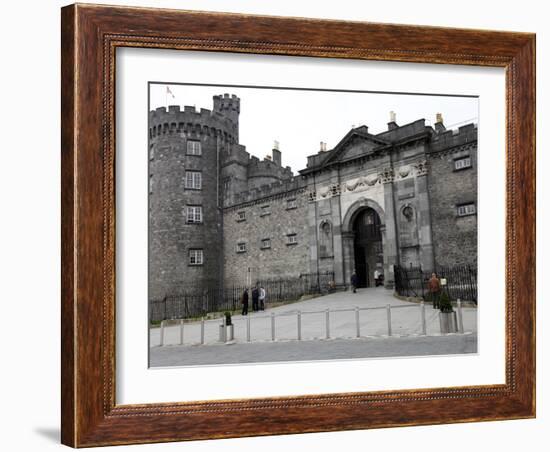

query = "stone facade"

[{"left": 149, "top": 95, "right": 478, "bottom": 299}]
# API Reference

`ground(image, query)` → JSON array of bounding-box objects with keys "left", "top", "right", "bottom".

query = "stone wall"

[
  {"left": 223, "top": 188, "right": 310, "bottom": 286},
  {"left": 427, "top": 141, "right": 478, "bottom": 267}
]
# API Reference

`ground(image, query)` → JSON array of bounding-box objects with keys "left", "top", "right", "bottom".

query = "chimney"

[
  {"left": 319, "top": 141, "right": 327, "bottom": 152},
  {"left": 272, "top": 140, "right": 282, "bottom": 166},
  {"left": 387, "top": 111, "right": 398, "bottom": 130},
  {"left": 434, "top": 112, "right": 446, "bottom": 133}
]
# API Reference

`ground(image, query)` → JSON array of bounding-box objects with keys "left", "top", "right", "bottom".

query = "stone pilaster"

[
  {"left": 415, "top": 162, "right": 435, "bottom": 271},
  {"left": 380, "top": 167, "right": 399, "bottom": 288}
]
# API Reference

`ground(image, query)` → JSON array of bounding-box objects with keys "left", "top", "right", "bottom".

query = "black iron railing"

[
  {"left": 149, "top": 271, "right": 335, "bottom": 322},
  {"left": 394, "top": 264, "right": 477, "bottom": 305}
]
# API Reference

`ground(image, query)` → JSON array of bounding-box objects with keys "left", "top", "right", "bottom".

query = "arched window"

[{"left": 319, "top": 221, "right": 333, "bottom": 258}]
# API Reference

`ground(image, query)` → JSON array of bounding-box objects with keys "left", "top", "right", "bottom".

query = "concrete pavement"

[
  {"left": 149, "top": 287, "right": 477, "bottom": 366},
  {"left": 150, "top": 332, "right": 477, "bottom": 366}
]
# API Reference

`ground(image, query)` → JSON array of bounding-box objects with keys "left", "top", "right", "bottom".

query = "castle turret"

[{"left": 213, "top": 93, "right": 240, "bottom": 141}]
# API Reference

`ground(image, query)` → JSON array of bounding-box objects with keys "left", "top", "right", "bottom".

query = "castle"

[{"left": 148, "top": 94, "right": 477, "bottom": 299}]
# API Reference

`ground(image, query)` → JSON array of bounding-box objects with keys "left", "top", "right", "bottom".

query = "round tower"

[
  {"left": 213, "top": 93, "right": 240, "bottom": 142},
  {"left": 148, "top": 98, "right": 239, "bottom": 301}
]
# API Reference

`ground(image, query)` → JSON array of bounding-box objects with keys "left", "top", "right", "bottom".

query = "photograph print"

[{"left": 148, "top": 83, "right": 478, "bottom": 367}]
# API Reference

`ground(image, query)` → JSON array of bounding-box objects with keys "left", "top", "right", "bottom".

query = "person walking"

[
  {"left": 373, "top": 268, "right": 381, "bottom": 287},
  {"left": 241, "top": 288, "right": 249, "bottom": 316},
  {"left": 427, "top": 273, "right": 441, "bottom": 309},
  {"left": 259, "top": 286, "right": 266, "bottom": 311},
  {"left": 351, "top": 271, "right": 358, "bottom": 293},
  {"left": 251, "top": 286, "right": 259, "bottom": 312}
]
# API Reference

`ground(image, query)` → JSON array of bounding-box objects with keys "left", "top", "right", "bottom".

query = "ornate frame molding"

[{"left": 61, "top": 4, "right": 535, "bottom": 447}]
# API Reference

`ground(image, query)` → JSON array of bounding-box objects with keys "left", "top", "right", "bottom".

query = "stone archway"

[
  {"left": 341, "top": 198, "right": 394, "bottom": 289},
  {"left": 352, "top": 208, "right": 383, "bottom": 287}
]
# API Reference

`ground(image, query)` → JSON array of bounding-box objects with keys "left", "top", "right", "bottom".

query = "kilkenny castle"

[{"left": 149, "top": 95, "right": 477, "bottom": 299}]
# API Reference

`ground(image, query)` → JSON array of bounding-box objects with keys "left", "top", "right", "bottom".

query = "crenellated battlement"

[
  {"left": 148, "top": 104, "right": 237, "bottom": 143},
  {"left": 248, "top": 157, "right": 293, "bottom": 179},
  {"left": 430, "top": 122, "right": 478, "bottom": 153},
  {"left": 213, "top": 93, "right": 240, "bottom": 114},
  {"left": 224, "top": 176, "right": 307, "bottom": 208}
]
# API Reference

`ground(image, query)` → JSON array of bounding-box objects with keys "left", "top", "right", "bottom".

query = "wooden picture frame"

[{"left": 61, "top": 3, "right": 535, "bottom": 447}]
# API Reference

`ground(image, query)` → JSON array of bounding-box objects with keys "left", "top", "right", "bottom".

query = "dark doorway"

[{"left": 352, "top": 208, "right": 383, "bottom": 288}]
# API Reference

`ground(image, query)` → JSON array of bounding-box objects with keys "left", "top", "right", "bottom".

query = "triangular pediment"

[{"left": 321, "top": 128, "right": 390, "bottom": 166}]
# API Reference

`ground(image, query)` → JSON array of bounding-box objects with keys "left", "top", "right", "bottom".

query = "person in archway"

[
  {"left": 427, "top": 273, "right": 441, "bottom": 309},
  {"left": 351, "top": 271, "right": 358, "bottom": 293}
]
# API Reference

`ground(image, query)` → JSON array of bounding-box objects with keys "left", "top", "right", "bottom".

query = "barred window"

[
  {"left": 185, "top": 171, "right": 202, "bottom": 189},
  {"left": 187, "top": 140, "right": 202, "bottom": 156},
  {"left": 286, "top": 233, "right": 298, "bottom": 245},
  {"left": 454, "top": 156, "right": 472, "bottom": 170},
  {"left": 260, "top": 205, "right": 271, "bottom": 216},
  {"left": 186, "top": 205, "right": 203, "bottom": 224},
  {"left": 261, "top": 238, "right": 271, "bottom": 249},
  {"left": 286, "top": 199, "right": 297, "bottom": 210},
  {"left": 237, "top": 211, "right": 246, "bottom": 222},
  {"left": 188, "top": 249, "right": 203, "bottom": 265},
  {"left": 236, "top": 242, "right": 247, "bottom": 253},
  {"left": 457, "top": 203, "right": 476, "bottom": 217}
]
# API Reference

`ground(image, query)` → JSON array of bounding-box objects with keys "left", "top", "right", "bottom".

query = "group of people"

[{"left": 240, "top": 286, "right": 266, "bottom": 316}]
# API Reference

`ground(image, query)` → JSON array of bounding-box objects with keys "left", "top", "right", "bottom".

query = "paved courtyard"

[{"left": 149, "top": 287, "right": 477, "bottom": 366}]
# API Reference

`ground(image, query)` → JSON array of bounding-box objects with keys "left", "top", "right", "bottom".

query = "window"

[
  {"left": 185, "top": 171, "right": 202, "bottom": 190},
  {"left": 286, "top": 233, "right": 298, "bottom": 245},
  {"left": 457, "top": 203, "right": 476, "bottom": 217},
  {"left": 261, "top": 238, "right": 271, "bottom": 249},
  {"left": 188, "top": 249, "right": 203, "bottom": 265},
  {"left": 237, "top": 211, "right": 246, "bottom": 222},
  {"left": 236, "top": 242, "right": 247, "bottom": 253},
  {"left": 286, "top": 198, "right": 297, "bottom": 210},
  {"left": 454, "top": 156, "right": 472, "bottom": 171},
  {"left": 187, "top": 140, "right": 202, "bottom": 156},
  {"left": 186, "top": 205, "right": 203, "bottom": 224},
  {"left": 260, "top": 205, "right": 271, "bottom": 216}
]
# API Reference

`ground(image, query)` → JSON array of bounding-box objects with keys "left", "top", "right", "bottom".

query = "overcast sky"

[{"left": 150, "top": 83, "right": 478, "bottom": 174}]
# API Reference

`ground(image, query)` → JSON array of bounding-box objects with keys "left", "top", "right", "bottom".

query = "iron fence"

[
  {"left": 150, "top": 271, "right": 335, "bottom": 322},
  {"left": 394, "top": 264, "right": 477, "bottom": 304}
]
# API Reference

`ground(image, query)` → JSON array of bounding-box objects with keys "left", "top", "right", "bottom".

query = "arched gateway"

[
  {"left": 341, "top": 198, "right": 393, "bottom": 289},
  {"left": 352, "top": 208, "right": 383, "bottom": 287}
]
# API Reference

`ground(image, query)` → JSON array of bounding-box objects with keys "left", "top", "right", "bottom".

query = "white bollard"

[
  {"left": 200, "top": 317, "right": 205, "bottom": 345},
  {"left": 297, "top": 311, "right": 302, "bottom": 341},
  {"left": 386, "top": 305, "right": 392, "bottom": 336},
  {"left": 247, "top": 315, "right": 251, "bottom": 342},
  {"left": 355, "top": 307, "right": 360, "bottom": 338},
  {"left": 160, "top": 320, "right": 165, "bottom": 346},
  {"left": 420, "top": 301, "right": 427, "bottom": 335},
  {"left": 457, "top": 299, "right": 464, "bottom": 333},
  {"left": 179, "top": 319, "right": 184, "bottom": 345},
  {"left": 325, "top": 309, "right": 330, "bottom": 339},
  {"left": 271, "top": 312, "right": 275, "bottom": 341}
]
